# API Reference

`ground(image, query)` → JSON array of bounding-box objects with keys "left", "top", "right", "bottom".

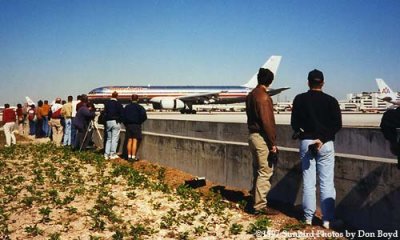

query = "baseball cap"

[{"left": 308, "top": 69, "right": 324, "bottom": 82}]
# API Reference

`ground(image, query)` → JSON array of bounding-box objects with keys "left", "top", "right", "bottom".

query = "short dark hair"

[
  {"left": 4, "top": 103, "right": 10, "bottom": 108},
  {"left": 131, "top": 94, "right": 139, "bottom": 101},
  {"left": 112, "top": 91, "right": 118, "bottom": 98},
  {"left": 257, "top": 68, "right": 274, "bottom": 86},
  {"left": 68, "top": 96, "right": 73, "bottom": 102},
  {"left": 80, "top": 94, "right": 88, "bottom": 103}
]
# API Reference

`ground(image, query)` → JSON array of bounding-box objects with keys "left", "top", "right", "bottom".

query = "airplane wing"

[
  {"left": 267, "top": 87, "right": 290, "bottom": 96},
  {"left": 176, "top": 87, "right": 290, "bottom": 105},
  {"left": 177, "top": 91, "right": 226, "bottom": 104}
]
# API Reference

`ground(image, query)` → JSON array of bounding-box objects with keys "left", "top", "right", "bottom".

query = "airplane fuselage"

[
  {"left": 88, "top": 85, "right": 252, "bottom": 104},
  {"left": 86, "top": 56, "right": 287, "bottom": 113}
]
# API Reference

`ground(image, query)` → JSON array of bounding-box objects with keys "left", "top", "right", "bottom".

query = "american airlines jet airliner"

[
  {"left": 87, "top": 56, "right": 289, "bottom": 113},
  {"left": 376, "top": 78, "right": 400, "bottom": 107}
]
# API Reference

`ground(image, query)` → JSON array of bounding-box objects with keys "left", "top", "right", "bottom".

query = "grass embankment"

[{"left": 0, "top": 143, "right": 277, "bottom": 239}]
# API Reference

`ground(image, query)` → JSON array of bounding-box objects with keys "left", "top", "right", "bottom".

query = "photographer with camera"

[
  {"left": 72, "top": 95, "right": 96, "bottom": 151},
  {"left": 291, "top": 69, "right": 342, "bottom": 229}
]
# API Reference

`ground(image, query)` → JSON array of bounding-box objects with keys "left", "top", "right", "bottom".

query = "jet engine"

[{"left": 150, "top": 97, "right": 185, "bottom": 110}]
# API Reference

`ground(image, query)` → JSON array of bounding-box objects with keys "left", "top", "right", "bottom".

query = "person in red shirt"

[
  {"left": 16, "top": 104, "right": 24, "bottom": 134},
  {"left": 2, "top": 104, "right": 17, "bottom": 147}
]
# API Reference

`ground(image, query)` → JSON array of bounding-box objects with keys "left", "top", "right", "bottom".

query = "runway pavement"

[{"left": 147, "top": 112, "right": 383, "bottom": 127}]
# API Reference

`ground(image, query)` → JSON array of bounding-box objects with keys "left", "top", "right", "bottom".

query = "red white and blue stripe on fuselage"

[{"left": 88, "top": 85, "right": 253, "bottom": 105}]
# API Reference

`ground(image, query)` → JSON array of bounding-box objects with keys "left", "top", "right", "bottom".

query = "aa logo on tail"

[{"left": 381, "top": 87, "right": 391, "bottom": 94}]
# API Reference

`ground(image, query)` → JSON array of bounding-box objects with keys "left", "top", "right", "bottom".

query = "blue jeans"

[
  {"left": 105, "top": 120, "right": 121, "bottom": 156},
  {"left": 71, "top": 117, "right": 77, "bottom": 147},
  {"left": 43, "top": 116, "right": 50, "bottom": 137},
  {"left": 300, "top": 140, "right": 336, "bottom": 222},
  {"left": 63, "top": 118, "right": 72, "bottom": 146}
]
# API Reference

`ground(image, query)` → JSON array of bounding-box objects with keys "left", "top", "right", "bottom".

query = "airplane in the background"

[
  {"left": 88, "top": 55, "right": 289, "bottom": 114},
  {"left": 376, "top": 78, "right": 400, "bottom": 106}
]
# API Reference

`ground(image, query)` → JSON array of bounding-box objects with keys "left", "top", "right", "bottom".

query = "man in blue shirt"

[
  {"left": 123, "top": 94, "right": 147, "bottom": 161},
  {"left": 104, "top": 91, "right": 124, "bottom": 160}
]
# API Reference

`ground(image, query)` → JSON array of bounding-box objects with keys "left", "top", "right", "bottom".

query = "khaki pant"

[
  {"left": 50, "top": 118, "right": 63, "bottom": 146},
  {"left": 248, "top": 132, "right": 274, "bottom": 211},
  {"left": 4, "top": 122, "right": 16, "bottom": 146}
]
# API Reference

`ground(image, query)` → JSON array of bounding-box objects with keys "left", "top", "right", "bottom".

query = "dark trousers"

[
  {"left": 76, "top": 125, "right": 94, "bottom": 151},
  {"left": 29, "top": 120, "right": 36, "bottom": 135}
]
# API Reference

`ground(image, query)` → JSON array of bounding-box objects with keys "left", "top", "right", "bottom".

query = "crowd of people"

[
  {"left": 1, "top": 92, "right": 147, "bottom": 162},
  {"left": 1, "top": 69, "right": 399, "bottom": 231}
]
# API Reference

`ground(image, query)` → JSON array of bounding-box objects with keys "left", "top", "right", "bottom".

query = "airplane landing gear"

[
  {"left": 180, "top": 104, "right": 197, "bottom": 114},
  {"left": 180, "top": 109, "right": 197, "bottom": 114}
]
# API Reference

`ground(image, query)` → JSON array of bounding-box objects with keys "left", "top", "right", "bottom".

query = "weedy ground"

[
  {"left": 0, "top": 143, "right": 272, "bottom": 239},
  {"left": 0, "top": 134, "right": 342, "bottom": 240}
]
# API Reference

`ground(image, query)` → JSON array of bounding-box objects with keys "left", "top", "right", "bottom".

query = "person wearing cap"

[
  {"left": 122, "top": 94, "right": 147, "bottom": 161},
  {"left": 49, "top": 97, "right": 64, "bottom": 145},
  {"left": 104, "top": 91, "right": 124, "bottom": 160},
  {"left": 246, "top": 68, "right": 279, "bottom": 216},
  {"left": 291, "top": 69, "right": 342, "bottom": 229}
]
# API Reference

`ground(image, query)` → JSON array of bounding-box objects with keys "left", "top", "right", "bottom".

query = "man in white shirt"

[
  {"left": 50, "top": 97, "right": 63, "bottom": 145},
  {"left": 71, "top": 95, "right": 81, "bottom": 147}
]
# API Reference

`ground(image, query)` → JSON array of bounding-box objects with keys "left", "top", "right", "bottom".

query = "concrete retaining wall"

[{"left": 95, "top": 119, "right": 400, "bottom": 231}]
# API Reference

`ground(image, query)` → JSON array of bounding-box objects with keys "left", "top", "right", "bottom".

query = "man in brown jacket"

[{"left": 246, "top": 68, "right": 279, "bottom": 215}]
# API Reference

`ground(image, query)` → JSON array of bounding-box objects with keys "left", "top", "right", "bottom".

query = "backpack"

[
  {"left": 51, "top": 108, "right": 62, "bottom": 119},
  {"left": 28, "top": 109, "right": 36, "bottom": 121}
]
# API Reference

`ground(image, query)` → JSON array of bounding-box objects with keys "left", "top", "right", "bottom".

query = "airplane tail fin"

[
  {"left": 376, "top": 78, "right": 397, "bottom": 101},
  {"left": 26, "top": 96, "right": 35, "bottom": 106},
  {"left": 242, "top": 55, "right": 282, "bottom": 88}
]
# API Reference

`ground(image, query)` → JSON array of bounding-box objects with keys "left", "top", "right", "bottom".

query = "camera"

[
  {"left": 308, "top": 143, "right": 319, "bottom": 157},
  {"left": 268, "top": 150, "right": 279, "bottom": 165}
]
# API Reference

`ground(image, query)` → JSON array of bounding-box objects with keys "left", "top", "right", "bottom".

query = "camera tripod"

[{"left": 79, "top": 120, "right": 103, "bottom": 152}]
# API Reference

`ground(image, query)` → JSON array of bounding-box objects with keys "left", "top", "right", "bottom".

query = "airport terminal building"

[{"left": 339, "top": 92, "right": 391, "bottom": 112}]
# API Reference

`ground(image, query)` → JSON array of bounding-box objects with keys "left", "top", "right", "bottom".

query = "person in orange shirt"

[
  {"left": 41, "top": 100, "right": 51, "bottom": 137},
  {"left": 36, "top": 100, "right": 45, "bottom": 138}
]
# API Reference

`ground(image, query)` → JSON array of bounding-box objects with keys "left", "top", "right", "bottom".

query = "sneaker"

[
  {"left": 104, "top": 155, "right": 110, "bottom": 160},
  {"left": 323, "top": 219, "right": 344, "bottom": 229},
  {"left": 322, "top": 221, "right": 330, "bottom": 229},
  {"left": 304, "top": 219, "right": 312, "bottom": 226},
  {"left": 109, "top": 154, "right": 120, "bottom": 160}
]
